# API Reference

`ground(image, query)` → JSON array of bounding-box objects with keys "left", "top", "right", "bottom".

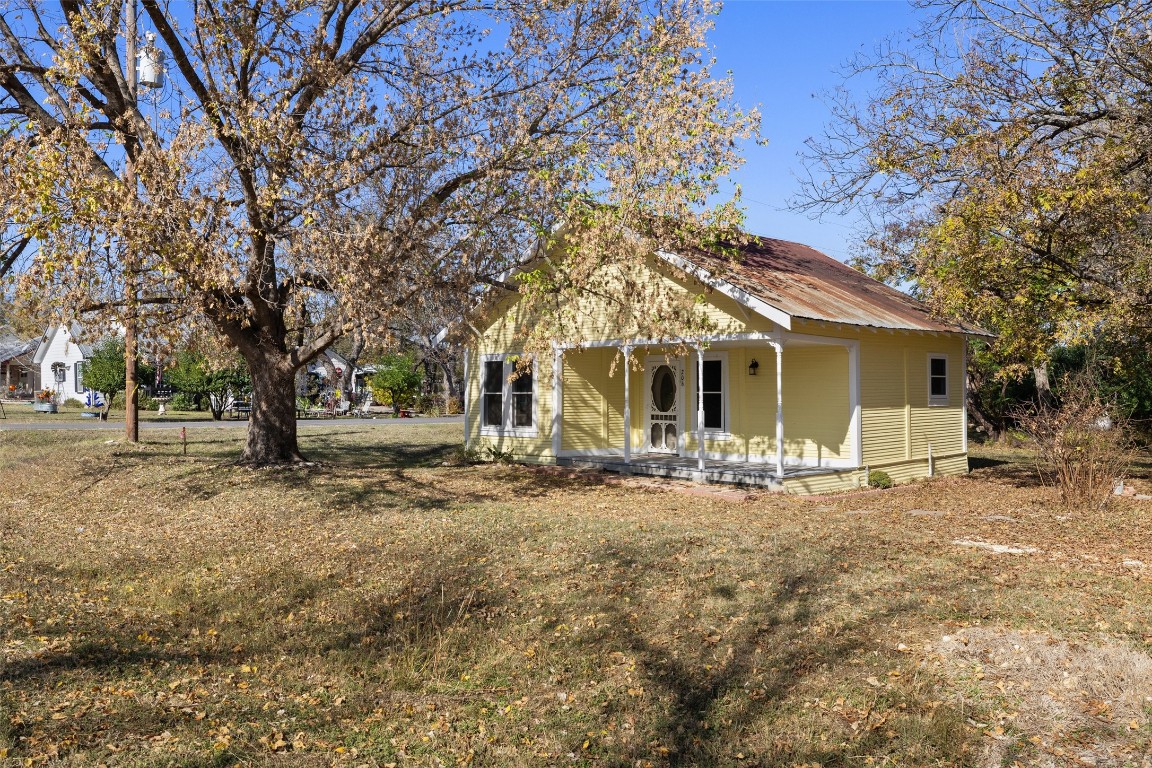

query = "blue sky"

[{"left": 710, "top": 1, "right": 921, "bottom": 262}]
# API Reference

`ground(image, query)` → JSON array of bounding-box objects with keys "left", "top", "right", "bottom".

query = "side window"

[
  {"left": 75, "top": 362, "right": 85, "bottom": 393},
  {"left": 480, "top": 355, "right": 536, "bottom": 432},
  {"left": 928, "top": 355, "right": 948, "bottom": 404},
  {"left": 510, "top": 362, "right": 534, "bottom": 428},
  {"left": 482, "top": 360, "right": 504, "bottom": 427}
]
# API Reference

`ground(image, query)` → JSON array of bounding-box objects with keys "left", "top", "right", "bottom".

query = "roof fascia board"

[
  {"left": 655, "top": 249, "right": 793, "bottom": 331},
  {"left": 31, "top": 325, "right": 58, "bottom": 364},
  {"left": 555, "top": 330, "right": 784, "bottom": 351}
]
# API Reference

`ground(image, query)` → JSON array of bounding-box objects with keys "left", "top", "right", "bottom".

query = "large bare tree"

[{"left": 0, "top": 0, "right": 755, "bottom": 463}]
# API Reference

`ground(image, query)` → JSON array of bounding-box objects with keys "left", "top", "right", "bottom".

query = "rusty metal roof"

[{"left": 679, "top": 236, "right": 992, "bottom": 336}]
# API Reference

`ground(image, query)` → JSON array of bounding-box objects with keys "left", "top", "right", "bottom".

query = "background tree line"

[{"left": 801, "top": 0, "right": 1152, "bottom": 441}]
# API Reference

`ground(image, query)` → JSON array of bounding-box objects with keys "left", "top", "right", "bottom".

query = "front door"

[{"left": 647, "top": 357, "right": 683, "bottom": 454}]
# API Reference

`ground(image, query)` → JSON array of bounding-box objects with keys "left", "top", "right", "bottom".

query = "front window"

[
  {"left": 702, "top": 359, "right": 723, "bottom": 430},
  {"left": 692, "top": 354, "right": 727, "bottom": 433},
  {"left": 929, "top": 355, "right": 948, "bottom": 404},
  {"left": 480, "top": 355, "right": 536, "bottom": 433}
]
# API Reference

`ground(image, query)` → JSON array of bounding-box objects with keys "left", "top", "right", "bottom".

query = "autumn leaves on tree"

[
  {"left": 801, "top": 0, "right": 1152, "bottom": 390},
  {"left": 0, "top": 0, "right": 756, "bottom": 463}
]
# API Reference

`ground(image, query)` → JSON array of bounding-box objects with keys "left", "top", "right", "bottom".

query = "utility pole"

[{"left": 124, "top": 0, "right": 139, "bottom": 443}]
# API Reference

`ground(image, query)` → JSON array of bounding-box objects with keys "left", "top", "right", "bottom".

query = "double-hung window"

[
  {"left": 928, "top": 354, "right": 949, "bottom": 405},
  {"left": 696, "top": 353, "right": 728, "bottom": 434},
  {"left": 480, "top": 355, "right": 536, "bottom": 434},
  {"left": 74, "top": 362, "right": 85, "bottom": 394}
]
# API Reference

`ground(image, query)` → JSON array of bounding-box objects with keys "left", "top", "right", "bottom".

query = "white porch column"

[
  {"left": 696, "top": 345, "right": 706, "bottom": 473},
  {"left": 622, "top": 345, "right": 632, "bottom": 464},
  {"left": 848, "top": 341, "right": 862, "bottom": 468},
  {"left": 463, "top": 347, "right": 471, "bottom": 450},
  {"left": 771, "top": 340, "right": 784, "bottom": 479},
  {"left": 552, "top": 343, "right": 564, "bottom": 458},
  {"left": 962, "top": 336, "right": 969, "bottom": 456}
]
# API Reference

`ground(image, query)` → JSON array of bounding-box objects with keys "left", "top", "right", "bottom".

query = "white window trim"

[
  {"left": 693, "top": 351, "right": 731, "bottom": 437},
  {"left": 928, "top": 353, "right": 950, "bottom": 406},
  {"left": 479, "top": 353, "right": 539, "bottom": 437},
  {"left": 74, "top": 362, "right": 85, "bottom": 394}
]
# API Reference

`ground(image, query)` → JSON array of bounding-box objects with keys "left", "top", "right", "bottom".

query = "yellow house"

[{"left": 465, "top": 235, "right": 991, "bottom": 493}]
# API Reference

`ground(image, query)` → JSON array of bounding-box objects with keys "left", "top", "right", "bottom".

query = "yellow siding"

[
  {"left": 474, "top": 254, "right": 775, "bottom": 348},
  {"left": 560, "top": 348, "right": 625, "bottom": 452},
  {"left": 783, "top": 346, "right": 851, "bottom": 462},
  {"left": 784, "top": 469, "right": 867, "bottom": 495}
]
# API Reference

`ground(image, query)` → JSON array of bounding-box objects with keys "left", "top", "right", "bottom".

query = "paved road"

[{"left": 0, "top": 415, "right": 463, "bottom": 432}]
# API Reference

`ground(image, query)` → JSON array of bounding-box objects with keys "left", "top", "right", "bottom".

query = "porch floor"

[{"left": 556, "top": 453, "right": 853, "bottom": 490}]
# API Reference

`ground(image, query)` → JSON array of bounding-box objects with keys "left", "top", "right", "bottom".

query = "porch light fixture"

[{"left": 748, "top": 358, "right": 759, "bottom": 376}]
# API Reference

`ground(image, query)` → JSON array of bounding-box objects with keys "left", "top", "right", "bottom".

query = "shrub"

[
  {"left": 868, "top": 470, "right": 893, "bottom": 489},
  {"left": 484, "top": 446, "right": 515, "bottom": 463},
  {"left": 445, "top": 396, "right": 463, "bottom": 415},
  {"left": 1016, "top": 371, "right": 1132, "bottom": 510},
  {"left": 443, "top": 445, "right": 482, "bottom": 466},
  {"left": 169, "top": 393, "right": 199, "bottom": 411},
  {"left": 415, "top": 394, "right": 445, "bottom": 416},
  {"left": 62, "top": 397, "right": 83, "bottom": 409}
]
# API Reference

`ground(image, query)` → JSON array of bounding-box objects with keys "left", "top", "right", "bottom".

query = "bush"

[
  {"left": 868, "top": 470, "right": 893, "bottom": 489},
  {"left": 443, "top": 444, "right": 482, "bottom": 466},
  {"left": 169, "top": 393, "right": 199, "bottom": 411},
  {"left": 445, "top": 396, "right": 463, "bottom": 415},
  {"left": 1016, "top": 372, "right": 1132, "bottom": 510},
  {"left": 62, "top": 397, "right": 83, "bottom": 409},
  {"left": 415, "top": 394, "right": 445, "bottom": 416}
]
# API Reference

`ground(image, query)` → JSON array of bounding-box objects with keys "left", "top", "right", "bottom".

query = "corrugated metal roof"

[
  {"left": 681, "top": 236, "right": 992, "bottom": 336},
  {"left": 0, "top": 333, "right": 38, "bottom": 363}
]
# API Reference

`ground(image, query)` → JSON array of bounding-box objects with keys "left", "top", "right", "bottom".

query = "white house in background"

[
  {"left": 32, "top": 324, "right": 100, "bottom": 403},
  {"left": 303, "top": 349, "right": 368, "bottom": 395}
]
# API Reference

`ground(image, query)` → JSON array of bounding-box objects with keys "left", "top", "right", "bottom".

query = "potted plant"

[{"left": 33, "top": 389, "right": 57, "bottom": 413}]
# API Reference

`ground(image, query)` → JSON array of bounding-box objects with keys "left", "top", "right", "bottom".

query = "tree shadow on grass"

[{"left": 547, "top": 537, "right": 964, "bottom": 766}]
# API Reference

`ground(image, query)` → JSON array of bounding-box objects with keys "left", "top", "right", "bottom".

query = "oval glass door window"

[{"left": 651, "top": 365, "right": 676, "bottom": 412}]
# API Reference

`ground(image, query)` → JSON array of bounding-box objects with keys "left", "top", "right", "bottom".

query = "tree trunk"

[
  {"left": 242, "top": 355, "right": 305, "bottom": 464},
  {"left": 437, "top": 357, "right": 460, "bottom": 401},
  {"left": 966, "top": 389, "right": 1001, "bottom": 442},
  {"left": 1034, "top": 362, "right": 1052, "bottom": 402}
]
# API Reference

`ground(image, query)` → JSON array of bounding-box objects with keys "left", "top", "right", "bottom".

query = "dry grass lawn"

[{"left": 1, "top": 423, "right": 1151, "bottom": 767}]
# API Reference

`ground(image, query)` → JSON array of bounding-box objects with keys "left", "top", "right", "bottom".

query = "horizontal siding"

[
  {"left": 858, "top": 334, "right": 966, "bottom": 471},
  {"left": 562, "top": 349, "right": 610, "bottom": 451},
  {"left": 783, "top": 346, "right": 850, "bottom": 461},
  {"left": 784, "top": 469, "right": 867, "bottom": 495},
  {"left": 869, "top": 453, "right": 969, "bottom": 484},
  {"left": 475, "top": 253, "right": 776, "bottom": 349}
]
